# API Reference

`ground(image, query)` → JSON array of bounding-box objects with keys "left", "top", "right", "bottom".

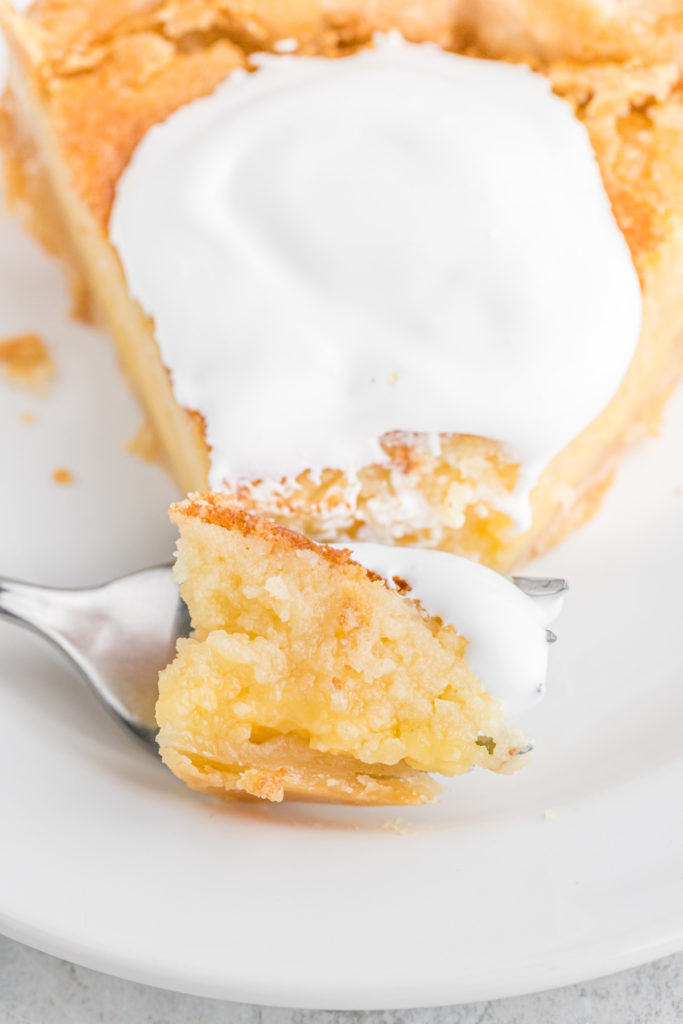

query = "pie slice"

[
  {"left": 156, "top": 494, "right": 535, "bottom": 805},
  {"left": 2, "top": 0, "right": 683, "bottom": 572}
]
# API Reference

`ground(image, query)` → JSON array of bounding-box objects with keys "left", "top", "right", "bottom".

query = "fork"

[
  {"left": 0, "top": 567, "right": 189, "bottom": 748},
  {"left": 0, "top": 568, "right": 565, "bottom": 751}
]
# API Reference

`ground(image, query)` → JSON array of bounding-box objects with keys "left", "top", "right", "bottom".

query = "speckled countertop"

[{"left": 1, "top": 938, "right": 681, "bottom": 1023}]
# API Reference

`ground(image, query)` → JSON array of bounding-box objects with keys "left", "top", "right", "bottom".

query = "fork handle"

[{"left": 0, "top": 576, "right": 79, "bottom": 648}]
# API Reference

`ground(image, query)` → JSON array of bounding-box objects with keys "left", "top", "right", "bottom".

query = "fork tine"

[{"left": 512, "top": 576, "right": 569, "bottom": 598}]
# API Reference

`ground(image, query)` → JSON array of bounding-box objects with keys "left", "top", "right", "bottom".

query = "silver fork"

[
  {"left": 0, "top": 567, "right": 190, "bottom": 749},
  {"left": 0, "top": 568, "right": 565, "bottom": 752}
]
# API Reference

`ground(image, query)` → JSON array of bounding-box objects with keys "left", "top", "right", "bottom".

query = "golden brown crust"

[
  {"left": 32, "top": 37, "right": 247, "bottom": 227},
  {"left": 542, "top": 59, "right": 683, "bottom": 277},
  {"left": 466, "top": 0, "right": 683, "bottom": 67},
  {"left": 13, "top": 0, "right": 683, "bottom": 68},
  {"left": 9, "top": 0, "right": 467, "bottom": 60},
  {"left": 172, "top": 492, "right": 391, "bottom": 586},
  {"left": 175, "top": 491, "right": 353, "bottom": 559},
  {"left": 162, "top": 735, "right": 442, "bottom": 805}
]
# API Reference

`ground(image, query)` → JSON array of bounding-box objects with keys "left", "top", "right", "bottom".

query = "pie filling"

[{"left": 155, "top": 496, "right": 551, "bottom": 803}]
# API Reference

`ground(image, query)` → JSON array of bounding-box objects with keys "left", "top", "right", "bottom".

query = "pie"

[
  {"left": 156, "top": 493, "right": 533, "bottom": 804},
  {"left": 2, "top": 0, "right": 683, "bottom": 571}
]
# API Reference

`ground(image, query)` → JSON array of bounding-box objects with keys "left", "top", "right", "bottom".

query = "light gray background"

[{"left": 1, "top": 938, "right": 680, "bottom": 1023}]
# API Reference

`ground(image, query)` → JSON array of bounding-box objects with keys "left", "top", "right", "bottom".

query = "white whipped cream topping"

[
  {"left": 111, "top": 34, "right": 641, "bottom": 527},
  {"left": 340, "top": 542, "right": 563, "bottom": 716}
]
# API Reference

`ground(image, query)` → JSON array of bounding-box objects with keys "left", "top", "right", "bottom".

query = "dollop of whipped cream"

[
  {"left": 339, "top": 542, "right": 563, "bottom": 716},
  {"left": 111, "top": 33, "right": 641, "bottom": 525}
]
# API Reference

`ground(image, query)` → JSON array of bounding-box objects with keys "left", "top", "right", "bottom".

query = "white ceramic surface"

[{"left": 0, "top": 46, "right": 682, "bottom": 1016}]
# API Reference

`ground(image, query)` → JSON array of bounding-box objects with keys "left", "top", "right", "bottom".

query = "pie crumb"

[
  {"left": 20, "top": 411, "right": 36, "bottom": 425},
  {"left": 0, "top": 333, "right": 55, "bottom": 393},
  {"left": 52, "top": 467, "right": 74, "bottom": 485},
  {"left": 381, "top": 817, "right": 409, "bottom": 834},
  {"left": 543, "top": 808, "right": 557, "bottom": 821}
]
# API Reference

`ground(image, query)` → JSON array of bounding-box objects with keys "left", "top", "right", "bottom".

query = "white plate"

[{"left": 1, "top": 56, "right": 682, "bottom": 1016}]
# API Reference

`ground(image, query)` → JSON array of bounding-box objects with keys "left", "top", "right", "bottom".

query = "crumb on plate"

[
  {"left": 381, "top": 817, "right": 410, "bottom": 834},
  {"left": 52, "top": 467, "right": 74, "bottom": 485},
  {"left": 0, "top": 333, "right": 55, "bottom": 393}
]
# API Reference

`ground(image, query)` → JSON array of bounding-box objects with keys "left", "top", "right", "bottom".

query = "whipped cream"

[
  {"left": 340, "top": 542, "right": 563, "bottom": 716},
  {"left": 111, "top": 34, "right": 641, "bottom": 527}
]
